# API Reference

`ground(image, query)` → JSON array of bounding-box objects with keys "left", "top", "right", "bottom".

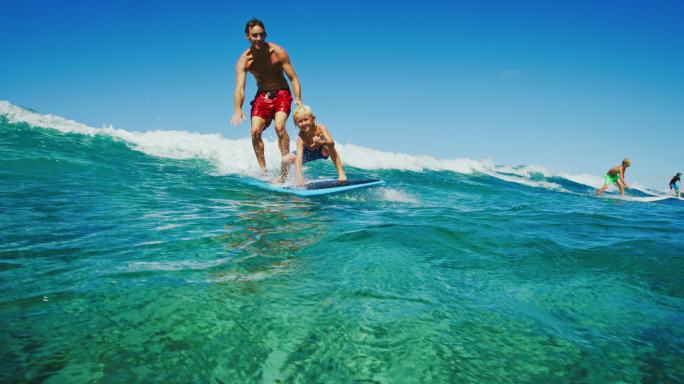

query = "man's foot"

[
  {"left": 270, "top": 175, "right": 286, "bottom": 184},
  {"left": 259, "top": 168, "right": 269, "bottom": 180}
]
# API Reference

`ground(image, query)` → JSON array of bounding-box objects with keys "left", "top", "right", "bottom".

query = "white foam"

[
  {"left": 333, "top": 187, "right": 418, "bottom": 204},
  {"left": 1, "top": 100, "right": 275, "bottom": 177},
  {"left": 128, "top": 256, "right": 233, "bottom": 271},
  {"left": 561, "top": 173, "right": 603, "bottom": 188},
  {"left": 0, "top": 100, "right": 648, "bottom": 195},
  {"left": 494, "top": 164, "right": 553, "bottom": 178},
  {"left": 0, "top": 101, "right": 500, "bottom": 177},
  {"left": 488, "top": 169, "right": 566, "bottom": 191},
  {"left": 377, "top": 187, "right": 419, "bottom": 203},
  {"left": 341, "top": 144, "right": 493, "bottom": 174},
  {"left": 126, "top": 257, "right": 291, "bottom": 282}
]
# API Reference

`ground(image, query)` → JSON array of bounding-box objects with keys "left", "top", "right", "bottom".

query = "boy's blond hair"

[
  {"left": 293, "top": 104, "right": 315, "bottom": 120},
  {"left": 622, "top": 158, "right": 632, "bottom": 167}
]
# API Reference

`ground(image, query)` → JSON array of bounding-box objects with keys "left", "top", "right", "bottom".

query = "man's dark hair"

[{"left": 245, "top": 18, "right": 266, "bottom": 34}]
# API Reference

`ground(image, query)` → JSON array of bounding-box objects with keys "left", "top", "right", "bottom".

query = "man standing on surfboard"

[
  {"left": 230, "top": 18, "right": 302, "bottom": 179},
  {"left": 595, "top": 158, "right": 631, "bottom": 197},
  {"left": 670, "top": 172, "right": 681, "bottom": 197}
]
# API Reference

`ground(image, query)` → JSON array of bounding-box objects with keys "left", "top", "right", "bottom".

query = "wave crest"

[{"left": 1, "top": 100, "right": 657, "bottom": 196}]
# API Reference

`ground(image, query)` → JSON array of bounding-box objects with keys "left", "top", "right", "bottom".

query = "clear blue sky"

[{"left": 2, "top": 0, "right": 683, "bottom": 188}]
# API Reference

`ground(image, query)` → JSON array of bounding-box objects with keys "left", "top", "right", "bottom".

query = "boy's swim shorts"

[{"left": 293, "top": 147, "right": 329, "bottom": 163}]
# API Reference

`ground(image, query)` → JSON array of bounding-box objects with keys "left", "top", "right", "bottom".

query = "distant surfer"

[
  {"left": 669, "top": 172, "right": 681, "bottom": 197},
  {"left": 230, "top": 18, "right": 302, "bottom": 179},
  {"left": 278, "top": 105, "right": 346, "bottom": 186},
  {"left": 595, "top": 158, "right": 631, "bottom": 197}
]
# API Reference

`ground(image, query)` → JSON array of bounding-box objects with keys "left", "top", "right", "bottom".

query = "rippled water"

[{"left": 2, "top": 115, "right": 683, "bottom": 383}]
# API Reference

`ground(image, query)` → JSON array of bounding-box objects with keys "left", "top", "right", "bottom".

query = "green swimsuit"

[{"left": 605, "top": 173, "right": 619, "bottom": 184}]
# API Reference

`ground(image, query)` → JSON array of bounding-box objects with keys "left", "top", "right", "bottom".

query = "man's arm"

[
  {"left": 231, "top": 57, "right": 248, "bottom": 126},
  {"left": 620, "top": 167, "right": 628, "bottom": 188},
  {"left": 279, "top": 49, "right": 302, "bottom": 106}
]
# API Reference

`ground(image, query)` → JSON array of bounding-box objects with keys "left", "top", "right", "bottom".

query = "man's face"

[{"left": 246, "top": 25, "right": 266, "bottom": 48}]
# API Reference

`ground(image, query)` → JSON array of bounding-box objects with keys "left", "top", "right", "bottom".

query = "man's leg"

[
  {"left": 273, "top": 111, "right": 290, "bottom": 178},
  {"left": 251, "top": 116, "right": 268, "bottom": 176},
  {"left": 595, "top": 183, "right": 609, "bottom": 196},
  {"left": 271, "top": 153, "right": 296, "bottom": 184}
]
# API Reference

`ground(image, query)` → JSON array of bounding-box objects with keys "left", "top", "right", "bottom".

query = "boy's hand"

[
  {"left": 295, "top": 177, "right": 306, "bottom": 187},
  {"left": 313, "top": 135, "right": 326, "bottom": 145}
]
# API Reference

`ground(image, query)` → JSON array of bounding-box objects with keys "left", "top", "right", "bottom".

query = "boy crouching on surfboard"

[
  {"left": 595, "top": 158, "right": 631, "bottom": 197},
  {"left": 275, "top": 104, "right": 347, "bottom": 186}
]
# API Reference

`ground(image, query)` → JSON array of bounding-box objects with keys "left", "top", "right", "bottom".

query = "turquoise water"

[{"left": 2, "top": 109, "right": 684, "bottom": 383}]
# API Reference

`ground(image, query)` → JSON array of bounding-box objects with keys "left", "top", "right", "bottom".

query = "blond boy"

[
  {"left": 277, "top": 105, "right": 346, "bottom": 186},
  {"left": 595, "top": 158, "right": 631, "bottom": 197}
]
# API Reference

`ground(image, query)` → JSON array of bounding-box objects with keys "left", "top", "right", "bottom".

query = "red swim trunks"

[{"left": 250, "top": 89, "right": 293, "bottom": 129}]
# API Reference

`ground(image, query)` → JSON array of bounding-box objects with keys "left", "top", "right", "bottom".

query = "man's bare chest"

[{"left": 246, "top": 54, "right": 282, "bottom": 75}]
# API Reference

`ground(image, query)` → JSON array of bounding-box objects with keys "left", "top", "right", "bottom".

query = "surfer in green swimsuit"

[{"left": 595, "top": 158, "right": 631, "bottom": 197}]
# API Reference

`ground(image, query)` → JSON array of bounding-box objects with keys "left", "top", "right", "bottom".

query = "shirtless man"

[
  {"left": 595, "top": 158, "right": 631, "bottom": 197},
  {"left": 230, "top": 18, "right": 302, "bottom": 178}
]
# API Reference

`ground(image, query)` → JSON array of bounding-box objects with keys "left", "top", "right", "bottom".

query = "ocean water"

[{"left": 1, "top": 101, "right": 683, "bottom": 383}]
